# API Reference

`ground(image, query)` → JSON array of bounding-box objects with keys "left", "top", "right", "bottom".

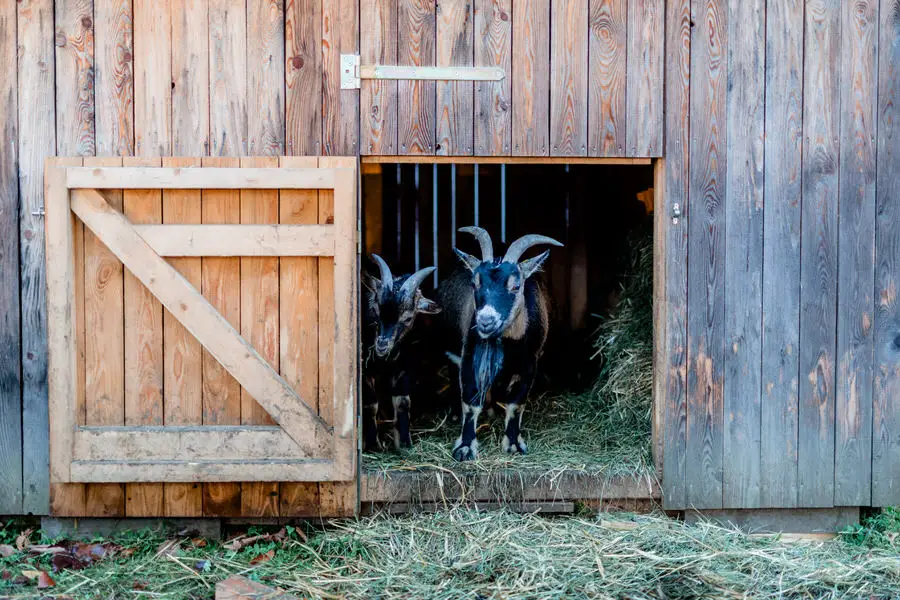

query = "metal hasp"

[{"left": 340, "top": 54, "right": 505, "bottom": 90}]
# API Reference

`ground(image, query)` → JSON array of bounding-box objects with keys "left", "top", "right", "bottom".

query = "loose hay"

[{"left": 365, "top": 221, "right": 656, "bottom": 481}]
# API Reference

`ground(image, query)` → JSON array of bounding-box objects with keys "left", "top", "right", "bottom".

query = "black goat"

[
  {"left": 362, "top": 254, "right": 439, "bottom": 452},
  {"left": 438, "top": 227, "right": 562, "bottom": 461}
]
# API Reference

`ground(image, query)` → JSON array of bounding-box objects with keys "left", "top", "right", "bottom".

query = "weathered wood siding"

[{"left": 661, "top": 0, "right": 900, "bottom": 509}]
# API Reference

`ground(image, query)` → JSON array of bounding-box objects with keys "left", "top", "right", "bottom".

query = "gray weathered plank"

[
  {"left": 798, "top": 0, "right": 840, "bottom": 508},
  {"left": 834, "top": 0, "right": 878, "bottom": 507},
  {"left": 722, "top": 0, "right": 765, "bottom": 509},
  {"left": 474, "top": 0, "right": 511, "bottom": 155},
  {"left": 18, "top": 0, "right": 56, "bottom": 516},
  {"left": 686, "top": 0, "right": 727, "bottom": 510},
  {"left": 435, "top": 0, "right": 473, "bottom": 156},
  {"left": 588, "top": 0, "right": 626, "bottom": 157},
  {"left": 398, "top": 0, "right": 435, "bottom": 154},
  {"left": 209, "top": 0, "right": 248, "bottom": 156},
  {"left": 625, "top": 0, "right": 663, "bottom": 157},
  {"left": 872, "top": 0, "right": 900, "bottom": 508},
  {"left": 133, "top": 0, "right": 171, "bottom": 157},
  {"left": 172, "top": 0, "right": 210, "bottom": 156},
  {"left": 247, "top": 0, "right": 285, "bottom": 156},
  {"left": 94, "top": 0, "right": 133, "bottom": 156},
  {"left": 511, "top": 0, "right": 549, "bottom": 155},
  {"left": 286, "top": 0, "right": 321, "bottom": 156},
  {"left": 361, "top": 0, "right": 398, "bottom": 154},
  {"left": 0, "top": 0, "right": 22, "bottom": 515},
  {"left": 761, "top": 0, "right": 803, "bottom": 509},
  {"left": 660, "top": 0, "right": 691, "bottom": 510},
  {"left": 55, "top": 0, "right": 95, "bottom": 157},
  {"left": 322, "top": 0, "right": 359, "bottom": 155},
  {"left": 550, "top": 0, "right": 588, "bottom": 156}
]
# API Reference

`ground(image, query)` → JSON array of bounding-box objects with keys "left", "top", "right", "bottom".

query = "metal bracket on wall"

[{"left": 340, "top": 54, "right": 505, "bottom": 90}]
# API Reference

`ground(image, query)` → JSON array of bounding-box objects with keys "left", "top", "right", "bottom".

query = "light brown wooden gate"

[{"left": 45, "top": 157, "right": 358, "bottom": 516}]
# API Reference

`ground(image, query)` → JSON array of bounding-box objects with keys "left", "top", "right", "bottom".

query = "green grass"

[{"left": 2, "top": 509, "right": 898, "bottom": 599}]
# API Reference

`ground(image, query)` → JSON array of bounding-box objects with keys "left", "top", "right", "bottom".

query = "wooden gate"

[{"left": 44, "top": 157, "right": 358, "bottom": 517}]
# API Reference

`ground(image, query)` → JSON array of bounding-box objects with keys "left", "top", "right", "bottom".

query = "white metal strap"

[{"left": 341, "top": 54, "right": 505, "bottom": 89}]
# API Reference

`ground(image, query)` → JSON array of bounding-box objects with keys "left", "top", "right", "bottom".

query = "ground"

[{"left": 1, "top": 508, "right": 898, "bottom": 599}]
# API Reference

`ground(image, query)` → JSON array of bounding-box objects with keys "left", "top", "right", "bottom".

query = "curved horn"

[
  {"left": 400, "top": 266, "right": 436, "bottom": 297},
  {"left": 502, "top": 234, "right": 564, "bottom": 264},
  {"left": 458, "top": 226, "right": 494, "bottom": 262},
  {"left": 371, "top": 253, "right": 394, "bottom": 288}
]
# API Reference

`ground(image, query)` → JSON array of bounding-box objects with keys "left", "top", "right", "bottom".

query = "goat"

[
  {"left": 362, "top": 254, "right": 440, "bottom": 452},
  {"left": 438, "top": 227, "right": 562, "bottom": 461}
]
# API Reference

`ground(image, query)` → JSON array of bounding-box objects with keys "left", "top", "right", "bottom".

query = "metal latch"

[{"left": 341, "top": 54, "right": 505, "bottom": 90}]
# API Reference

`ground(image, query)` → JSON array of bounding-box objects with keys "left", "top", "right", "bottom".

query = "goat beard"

[{"left": 471, "top": 338, "right": 504, "bottom": 407}]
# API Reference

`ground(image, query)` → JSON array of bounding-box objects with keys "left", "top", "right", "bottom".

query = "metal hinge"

[{"left": 341, "top": 54, "right": 505, "bottom": 90}]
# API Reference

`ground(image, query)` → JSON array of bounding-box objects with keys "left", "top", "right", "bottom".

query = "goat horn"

[
  {"left": 371, "top": 254, "right": 394, "bottom": 289},
  {"left": 502, "top": 234, "right": 564, "bottom": 264},
  {"left": 400, "top": 266, "right": 436, "bottom": 297},
  {"left": 459, "top": 226, "right": 494, "bottom": 262}
]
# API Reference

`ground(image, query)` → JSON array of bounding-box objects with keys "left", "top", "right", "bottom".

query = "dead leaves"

[
  {"left": 15, "top": 528, "right": 34, "bottom": 551},
  {"left": 17, "top": 569, "right": 55, "bottom": 589},
  {"left": 249, "top": 549, "right": 275, "bottom": 565},
  {"left": 223, "top": 527, "right": 290, "bottom": 552},
  {"left": 0, "top": 544, "right": 15, "bottom": 558},
  {"left": 37, "top": 571, "right": 56, "bottom": 589}
]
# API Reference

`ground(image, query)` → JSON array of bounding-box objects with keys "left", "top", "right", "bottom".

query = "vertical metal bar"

[
  {"left": 501, "top": 164, "right": 507, "bottom": 243},
  {"left": 451, "top": 164, "right": 457, "bottom": 247},
  {"left": 474, "top": 163, "right": 480, "bottom": 227},
  {"left": 396, "top": 164, "right": 402, "bottom": 260},
  {"left": 565, "top": 164, "right": 570, "bottom": 235},
  {"left": 414, "top": 164, "right": 420, "bottom": 270},
  {"left": 432, "top": 163, "right": 439, "bottom": 286}
]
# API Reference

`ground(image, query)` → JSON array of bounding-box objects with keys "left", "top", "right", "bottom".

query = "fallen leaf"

[
  {"left": 21, "top": 570, "right": 42, "bottom": 580},
  {"left": 1, "top": 569, "right": 11, "bottom": 580},
  {"left": 27, "top": 544, "right": 66, "bottom": 555},
  {"left": 37, "top": 571, "right": 56, "bottom": 589},
  {"left": 51, "top": 553, "right": 88, "bottom": 572},
  {"left": 132, "top": 581, "right": 148, "bottom": 591},
  {"left": 15, "top": 528, "right": 34, "bottom": 551},
  {"left": 12, "top": 575, "right": 29, "bottom": 585},
  {"left": 191, "top": 538, "right": 207, "bottom": 548},
  {"left": 0, "top": 544, "right": 15, "bottom": 558},
  {"left": 249, "top": 549, "right": 275, "bottom": 565},
  {"left": 120, "top": 547, "right": 136, "bottom": 558}
]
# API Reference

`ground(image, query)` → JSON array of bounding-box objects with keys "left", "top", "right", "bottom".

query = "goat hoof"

[
  {"left": 502, "top": 436, "right": 528, "bottom": 455},
  {"left": 393, "top": 432, "right": 413, "bottom": 451},
  {"left": 452, "top": 444, "right": 478, "bottom": 462}
]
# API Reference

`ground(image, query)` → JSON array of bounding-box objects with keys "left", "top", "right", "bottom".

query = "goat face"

[{"left": 364, "top": 255, "right": 439, "bottom": 358}]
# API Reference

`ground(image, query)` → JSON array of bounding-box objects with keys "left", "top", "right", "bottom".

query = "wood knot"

[
  {"left": 55, "top": 32, "right": 66, "bottom": 47},
  {"left": 499, "top": 11, "right": 508, "bottom": 21},
  {"left": 292, "top": 55, "right": 304, "bottom": 69},
  {"left": 81, "top": 16, "right": 92, "bottom": 29},
  {"left": 123, "top": 51, "right": 133, "bottom": 62},
  {"left": 326, "top": 216, "right": 334, "bottom": 224}
]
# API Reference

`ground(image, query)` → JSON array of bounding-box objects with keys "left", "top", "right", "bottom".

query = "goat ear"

[
  {"left": 416, "top": 296, "right": 441, "bottom": 315},
  {"left": 518, "top": 249, "right": 551, "bottom": 279},
  {"left": 453, "top": 248, "right": 481, "bottom": 272}
]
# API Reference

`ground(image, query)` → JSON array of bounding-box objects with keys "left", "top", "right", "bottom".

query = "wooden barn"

[{"left": 0, "top": 0, "right": 897, "bottom": 528}]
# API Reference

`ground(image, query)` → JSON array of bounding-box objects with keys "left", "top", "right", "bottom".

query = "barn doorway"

[{"left": 359, "top": 159, "right": 658, "bottom": 502}]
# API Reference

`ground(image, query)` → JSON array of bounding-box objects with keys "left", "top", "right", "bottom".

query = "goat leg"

[
  {"left": 391, "top": 370, "right": 413, "bottom": 450},
  {"left": 453, "top": 357, "right": 482, "bottom": 461},
  {"left": 362, "top": 381, "right": 380, "bottom": 452},
  {"left": 500, "top": 367, "right": 535, "bottom": 454}
]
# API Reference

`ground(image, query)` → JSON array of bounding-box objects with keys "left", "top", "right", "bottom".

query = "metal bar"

[
  {"left": 432, "top": 164, "right": 439, "bottom": 286},
  {"left": 451, "top": 164, "right": 457, "bottom": 247},
  {"left": 474, "top": 164, "right": 480, "bottom": 227},
  {"left": 501, "top": 164, "right": 507, "bottom": 243},
  {"left": 396, "top": 165, "right": 402, "bottom": 261},
  {"left": 414, "top": 165, "right": 420, "bottom": 271},
  {"left": 359, "top": 64, "right": 504, "bottom": 82}
]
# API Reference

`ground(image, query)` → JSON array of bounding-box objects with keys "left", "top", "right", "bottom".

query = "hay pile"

[{"left": 366, "top": 221, "right": 655, "bottom": 479}]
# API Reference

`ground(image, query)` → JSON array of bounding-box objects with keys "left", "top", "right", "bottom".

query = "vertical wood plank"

[
  {"left": 55, "top": 0, "right": 96, "bottom": 157},
  {"left": 123, "top": 157, "right": 164, "bottom": 517},
  {"left": 625, "top": 0, "right": 663, "bottom": 157},
  {"left": 209, "top": 0, "right": 247, "bottom": 156},
  {"left": 722, "top": 0, "right": 765, "bottom": 509},
  {"left": 200, "top": 156, "right": 242, "bottom": 517},
  {"left": 162, "top": 157, "right": 204, "bottom": 517},
  {"left": 247, "top": 0, "right": 285, "bottom": 156},
  {"left": 435, "top": 0, "right": 473, "bottom": 156},
  {"left": 322, "top": 0, "right": 359, "bottom": 155},
  {"left": 512, "top": 0, "right": 549, "bottom": 156},
  {"left": 278, "top": 156, "right": 320, "bottom": 516},
  {"left": 83, "top": 156, "right": 126, "bottom": 517},
  {"left": 286, "top": 0, "right": 321, "bottom": 156},
  {"left": 240, "top": 156, "right": 280, "bottom": 517},
  {"left": 133, "top": 0, "right": 171, "bottom": 157},
  {"left": 398, "top": 0, "right": 435, "bottom": 154},
  {"left": 588, "top": 0, "right": 626, "bottom": 157},
  {"left": 799, "top": 0, "right": 840, "bottom": 508},
  {"left": 686, "top": 0, "right": 726, "bottom": 510},
  {"left": 873, "top": 0, "right": 900, "bottom": 508},
  {"left": 18, "top": 0, "right": 56, "bottom": 515},
  {"left": 475, "top": 0, "right": 511, "bottom": 155},
  {"left": 361, "top": 0, "right": 398, "bottom": 154},
  {"left": 94, "top": 0, "right": 134, "bottom": 156},
  {"left": 172, "top": 0, "right": 210, "bottom": 156},
  {"left": 760, "top": 0, "right": 803, "bottom": 508},
  {"left": 833, "top": 0, "right": 878, "bottom": 507},
  {"left": 550, "top": 0, "right": 588, "bottom": 156},
  {"left": 0, "top": 1, "right": 22, "bottom": 514}
]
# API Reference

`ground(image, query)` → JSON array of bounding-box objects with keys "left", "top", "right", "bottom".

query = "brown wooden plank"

[
  {"left": 398, "top": 0, "right": 435, "bottom": 154},
  {"left": 873, "top": 0, "right": 900, "bottom": 508},
  {"left": 474, "top": 0, "right": 511, "bottom": 155},
  {"left": 209, "top": 0, "right": 247, "bottom": 155},
  {"left": 798, "top": 0, "right": 840, "bottom": 508},
  {"left": 240, "top": 156, "right": 280, "bottom": 517},
  {"left": 722, "top": 0, "right": 765, "bottom": 509},
  {"left": 286, "top": 0, "right": 321, "bottom": 156},
  {"left": 760, "top": 0, "right": 803, "bottom": 509},
  {"left": 172, "top": 0, "right": 210, "bottom": 156},
  {"left": 278, "top": 156, "right": 321, "bottom": 516},
  {"left": 361, "top": 0, "right": 398, "bottom": 154},
  {"left": 322, "top": 0, "right": 359, "bottom": 155},
  {"left": 162, "top": 157, "right": 204, "bottom": 516},
  {"left": 247, "top": 0, "right": 285, "bottom": 156},
  {"left": 625, "top": 0, "right": 663, "bottom": 157},
  {"left": 588, "top": 0, "right": 626, "bottom": 157},
  {"left": 133, "top": 0, "right": 171, "bottom": 157},
  {"left": 550, "top": 0, "right": 588, "bottom": 156},
  {"left": 512, "top": 0, "right": 549, "bottom": 155},
  {"left": 123, "top": 157, "right": 164, "bottom": 517},
  {"left": 55, "top": 0, "right": 95, "bottom": 157},
  {"left": 94, "top": 0, "right": 133, "bottom": 156},
  {"left": 435, "top": 0, "right": 473, "bottom": 156},
  {"left": 686, "top": 0, "right": 726, "bottom": 510}
]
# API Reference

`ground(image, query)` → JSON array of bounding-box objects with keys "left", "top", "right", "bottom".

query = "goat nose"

[{"left": 476, "top": 308, "right": 501, "bottom": 330}]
